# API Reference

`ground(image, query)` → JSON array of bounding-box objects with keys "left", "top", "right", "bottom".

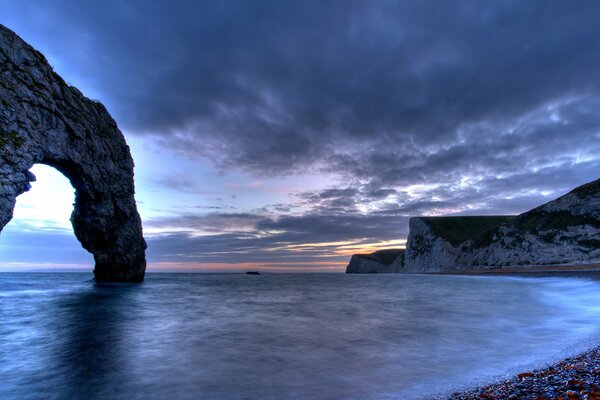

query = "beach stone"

[
  {"left": 0, "top": 25, "right": 146, "bottom": 281},
  {"left": 450, "top": 348, "right": 600, "bottom": 400}
]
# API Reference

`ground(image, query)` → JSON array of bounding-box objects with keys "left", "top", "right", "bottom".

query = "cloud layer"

[{"left": 2, "top": 1, "right": 600, "bottom": 268}]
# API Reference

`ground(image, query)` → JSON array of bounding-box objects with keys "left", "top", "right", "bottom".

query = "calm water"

[{"left": 2, "top": 273, "right": 600, "bottom": 399}]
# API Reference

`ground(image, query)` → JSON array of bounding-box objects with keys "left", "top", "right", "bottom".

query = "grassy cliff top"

[
  {"left": 510, "top": 178, "right": 600, "bottom": 232},
  {"left": 419, "top": 216, "right": 516, "bottom": 247},
  {"left": 569, "top": 177, "right": 600, "bottom": 198},
  {"left": 357, "top": 249, "right": 404, "bottom": 265}
]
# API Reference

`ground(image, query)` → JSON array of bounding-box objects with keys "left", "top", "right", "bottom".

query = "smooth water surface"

[{"left": 2, "top": 273, "right": 600, "bottom": 399}]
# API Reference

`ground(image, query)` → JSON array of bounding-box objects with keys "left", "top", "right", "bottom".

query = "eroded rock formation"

[
  {"left": 345, "top": 249, "right": 404, "bottom": 273},
  {"left": 0, "top": 25, "right": 146, "bottom": 281},
  {"left": 404, "top": 179, "right": 600, "bottom": 272},
  {"left": 346, "top": 179, "right": 600, "bottom": 273}
]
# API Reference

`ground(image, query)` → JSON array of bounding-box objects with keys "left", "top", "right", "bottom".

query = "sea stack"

[{"left": 0, "top": 25, "right": 147, "bottom": 282}]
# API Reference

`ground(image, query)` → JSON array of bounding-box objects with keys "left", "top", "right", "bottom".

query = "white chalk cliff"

[{"left": 346, "top": 179, "right": 600, "bottom": 273}]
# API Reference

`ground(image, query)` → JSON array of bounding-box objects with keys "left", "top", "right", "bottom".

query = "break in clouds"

[{"left": 3, "top": 0, "right": 600, "bottom": 266}]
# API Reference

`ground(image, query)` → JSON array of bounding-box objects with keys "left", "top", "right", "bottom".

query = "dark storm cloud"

[
  {"left": 329, "top": 96, "right": 600, "bottom": 185},
  {"left": 147, "top": 212, "right": 408, "bottom": 243},
  {"left": 255, "top": 213, "right": 407, "bottom": 241},
  {"left": 145, "top": 212, "right": 262, "bottom": 233},
  {"left": 298, "top": 188, "right": 362, "bottom": 213},
  {"left": 145, "top": 212, "right": 408, "bottom": 263},
  {"left": 146, "top": 232, "right": 349, "bottom": 264},
  {"left": 5, "top": 0, "right": 600, "bottom": 176},
  {"left": 3, "top": 0, "right": 600, "bottom": 267}
]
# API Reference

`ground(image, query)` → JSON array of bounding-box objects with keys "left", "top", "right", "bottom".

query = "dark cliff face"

[
  {"left": 0, "top": 25, "right": 147, "bottom": 282},
  {"left": 345, "top": 249, "right": 405, "bottom": 273}
]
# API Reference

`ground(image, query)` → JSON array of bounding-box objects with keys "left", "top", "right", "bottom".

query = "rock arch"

[{"left": 0, "top": 25, "right": 146, "bottom": 282}]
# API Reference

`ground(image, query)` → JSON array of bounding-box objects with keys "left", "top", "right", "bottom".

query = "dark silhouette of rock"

[
  {"left": 246, "top": 271, "right": 261, "bottom": 275},
  {"left": 345, "top": 249, "right": 404, "bottom": 273},
  {"left": 0, "top": 25, "right": 146, "bottom": 282}
]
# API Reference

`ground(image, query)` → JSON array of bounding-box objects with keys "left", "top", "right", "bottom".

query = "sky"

[{"left": 1, "top": 0, "right": 600, "bottom": 272}]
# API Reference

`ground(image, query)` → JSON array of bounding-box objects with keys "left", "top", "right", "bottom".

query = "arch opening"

[
  {"left": 0, "top": 24, "right": 146, "bottom": 281},
  {"left": 0, "top": 164, "right": 94, "bottom": 271}
]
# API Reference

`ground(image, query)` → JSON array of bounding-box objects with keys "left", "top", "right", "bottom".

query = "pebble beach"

[{"left": 449, "top": 346, "right": 600, "bottom": 399}]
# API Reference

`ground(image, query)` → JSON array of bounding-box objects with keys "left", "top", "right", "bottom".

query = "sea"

[{"left": 2, "top": 272, "right": 600, "bottom": 400}]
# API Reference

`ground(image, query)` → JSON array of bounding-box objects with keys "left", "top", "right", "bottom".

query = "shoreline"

[
  {"left": 440, "top": 263, "right": 600, "bottom": 399},
  {"left": 448, "top": 347, "right": 600, "bottom": 399},
  {"left": 433, "top": 263, "right": 600, "bottom": 279}
]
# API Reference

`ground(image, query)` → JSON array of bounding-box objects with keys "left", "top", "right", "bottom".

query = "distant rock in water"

[
  {"left": 246, "top": 271, "right": 261, "bottom": 275},
  {"left": 346, "top": 249, "right": 405, "bottom": 273},
  {"left": 347, "top": 178, "right": 600, "bottom": 273},
  {"left": 0, "top": 25, "right": 146, "bottom": 282}
]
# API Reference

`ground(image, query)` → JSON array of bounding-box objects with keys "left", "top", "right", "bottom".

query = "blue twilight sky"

[{"left": 1, "top": 1, "right": 600, "bottom": 272}]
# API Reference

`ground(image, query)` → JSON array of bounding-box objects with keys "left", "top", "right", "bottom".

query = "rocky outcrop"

[
  {"left": 404, "top": 216, "right": 515, "bottom": 273},
  {"left": 405, "top": 179, "right": 600, "bottom": 272},
  {"left": 347, "top": 179, "right": 600, "bottom": 273},
  {"left": 345, "top": 249, "right": 404, "bottom": 273},
  {"left": 0, "top": 25, "right": 146, "bottom": 281}
]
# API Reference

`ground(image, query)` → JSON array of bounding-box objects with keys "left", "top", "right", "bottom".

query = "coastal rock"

[
  {"left": 404, "top": 216, "right": 514, "bottom": 273},
  {"left": 405, "top": 179, "right": 600, "bottom": 272},
  {"left": 347, "top": 179, "right": 600, "bottom": 273},
  {"left": 451, "top": 347, "right": 600, "bottom": 399},
  {"left": 345, "top": 249, "right": 404, "bottom": 273},
  {"left": 0, "top": 25, "right": 146, "bottom": 281}
]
